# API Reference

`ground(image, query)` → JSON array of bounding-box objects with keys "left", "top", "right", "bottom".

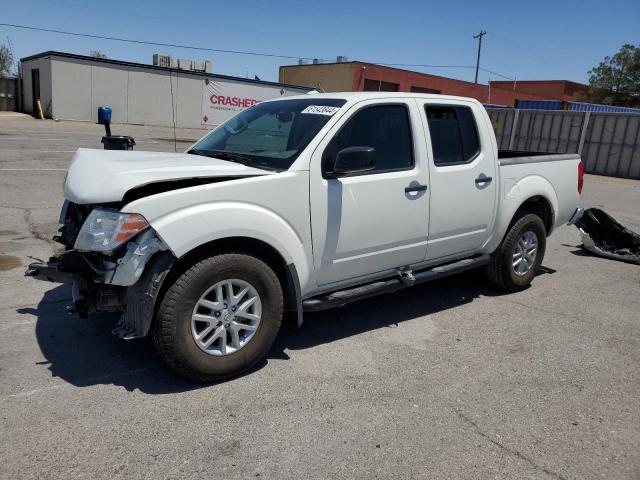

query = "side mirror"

[{"left": 329, "top": 146, "right": 376, "bottom": 178}]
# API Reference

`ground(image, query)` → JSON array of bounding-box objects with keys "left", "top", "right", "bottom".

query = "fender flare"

[
  {"left": 485, "top": 175, "right": 558, "bottom": 253},
  {"left": 148, "top": 202, "right": 311, "bottom": 325}
]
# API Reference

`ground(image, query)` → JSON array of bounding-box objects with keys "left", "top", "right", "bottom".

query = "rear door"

[
  {"left": 309, "top": 98, "right": 430, "bottom": 286},
  {"left": 418, "top": 100, "right": 498, "bottom": 260}
]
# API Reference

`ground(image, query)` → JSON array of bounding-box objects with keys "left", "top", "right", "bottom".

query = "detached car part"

[{"left": 575, "top": 208, "right": 640, "bottom": 265}]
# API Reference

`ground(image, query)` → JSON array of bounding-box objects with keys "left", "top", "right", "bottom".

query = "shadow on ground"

[{"left": 23, "top": 268, "right": 551, "bottom": 394}]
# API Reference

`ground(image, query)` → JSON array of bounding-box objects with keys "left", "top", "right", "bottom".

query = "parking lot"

[{"left": 1, "top": 114, "right": 639, "bottom": 479}]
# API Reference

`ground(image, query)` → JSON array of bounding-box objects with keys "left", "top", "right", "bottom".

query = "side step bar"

[{"left": 302, "top": 254, "right": 490, "bottom": 312}]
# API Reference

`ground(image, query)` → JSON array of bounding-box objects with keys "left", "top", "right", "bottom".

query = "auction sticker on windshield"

[{"left": 301, "top": 105, "right": 341, "bottom": 115}]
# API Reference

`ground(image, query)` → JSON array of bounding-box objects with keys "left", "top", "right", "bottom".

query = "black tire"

[
  {"left": 486, "top": 213, "right": 546, "bottom": 291},
  {"left": 152, "top": 253, "right": 283, "bottom": 382}
]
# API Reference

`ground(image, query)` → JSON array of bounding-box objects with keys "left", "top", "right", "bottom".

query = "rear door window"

[{"left": 425, "top": 105, "right": 480, "bottom": 166}]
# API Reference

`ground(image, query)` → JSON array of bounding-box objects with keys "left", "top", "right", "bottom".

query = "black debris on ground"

[{"left": 575, "top": 208, "right": 640, "bottom": 265}]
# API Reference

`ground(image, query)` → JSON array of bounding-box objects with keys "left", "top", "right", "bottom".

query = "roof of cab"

[{"left": 268, "top": 91, "right": 482, "bottom": 105}]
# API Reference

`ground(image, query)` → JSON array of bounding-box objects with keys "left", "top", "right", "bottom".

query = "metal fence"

[
  {"left": 0, "top": 77, "right": 18, "bottom": 112},
  {"left": 487, "top": 108, "right": 640, "bottom": 179}
]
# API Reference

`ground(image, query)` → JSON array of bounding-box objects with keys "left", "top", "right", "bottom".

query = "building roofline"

[
  {"left": 280, "top": 62, "right": 590, "bottom": 90},
  {"left": 279, "top": 61, "right": 357, "bottom": 69},
  {"left": 281, "top": 60, "right": 492, "bottom": 88},
  {"left": 21, "top": 50, "right": 312, "bottom": 90},
  {"left": 490, "top": 79, "right": 588, "bottom": 88}
]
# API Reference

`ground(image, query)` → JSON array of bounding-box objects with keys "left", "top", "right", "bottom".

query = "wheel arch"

[
  {"left": 512, "top": 195, "right": 554, "bottom": 235},
  {"left": 485, "top": 175, "right": 558, "bottom": 254},
  {"left": 158, "top": 236, "right": 303, "bottom": 327}
]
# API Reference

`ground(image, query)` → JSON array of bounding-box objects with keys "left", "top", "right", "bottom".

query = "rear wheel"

[
  {"left": 486, "top": 213, "right": 546, "bottom": 291},
  {"left": 152, "top": 253, "right": 283, "bottom": 382}
]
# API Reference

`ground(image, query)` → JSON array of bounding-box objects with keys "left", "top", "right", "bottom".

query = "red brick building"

[
  {"left": 489, "top": 80, "right": 589, "bottom": 103},
  {"left": 279, "top": 61, "right": 588, "bottom": 107}
]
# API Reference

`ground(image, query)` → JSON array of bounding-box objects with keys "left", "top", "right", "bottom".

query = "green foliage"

[
  {"left": 585, "top": 44, "right": 640, "bottom": 107},
  {"left": 90, "top": 50, "right": 108, "bottom": 59},
  {"left": 0, "top": 44, "right": 14, "bottom": 76}
]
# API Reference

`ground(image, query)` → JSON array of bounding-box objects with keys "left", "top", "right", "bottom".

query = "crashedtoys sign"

[{"left": 202, "top": 78, "right": 297, "bottom": 125}]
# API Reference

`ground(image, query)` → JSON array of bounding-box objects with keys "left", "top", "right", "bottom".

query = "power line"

[
  {"left": 479, "top": 67, "right": 513, "bottom": 81},
  {"left": 0, "top": 22, "right": 330, "bottom": 62},
  {"left": 377, "top": 63, "right": 515, "bottom": 80},
  {"left": 5, "top": 21, "right": 564, "bottom": 99},
  {"left": 0, "top": 22, "right": 517, "bottom": 81}
]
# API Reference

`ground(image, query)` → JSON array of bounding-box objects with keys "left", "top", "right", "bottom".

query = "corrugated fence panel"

[
  {"left": 582, "top": 113, "right": 640, "bottom": 179},
  {"left": 512, "top": 110, "right": 584, "bottom": 153},
  {"left": 487, "top": 108, "right": 515, "bottom": 150},
  {"left": 489, "top": 108, "right": 640, "bottom": 179}
]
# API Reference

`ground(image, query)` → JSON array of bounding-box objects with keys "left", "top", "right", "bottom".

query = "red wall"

[
  {"left": 351, "top": 63, "right": 547, "bottom": 106},
  {"left": 490, "top": 80, "right": 589, "bottom": 102}
]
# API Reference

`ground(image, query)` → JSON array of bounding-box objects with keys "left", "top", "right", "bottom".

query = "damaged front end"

[
  {"left": 575, "top": 208, "right": 640, "bottom": 265},
  {"left": 25, "top": 201, "right": 176, "bottom": 339}
]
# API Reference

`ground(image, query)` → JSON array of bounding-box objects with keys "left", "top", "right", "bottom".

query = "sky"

[{"left": 1, "top": 0, "right": 639, "bottom": 85}]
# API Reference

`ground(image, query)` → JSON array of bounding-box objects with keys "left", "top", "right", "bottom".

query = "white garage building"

[{"left": 20, "top": 51, "right": 311, "bottom": 129}]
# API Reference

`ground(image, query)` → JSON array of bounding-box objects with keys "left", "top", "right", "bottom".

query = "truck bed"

[
  {"left": 496, "top": 150, "right": 581, "bottom": 230},
  {"left": 498, "top": 150, "right": 580, "bottom": 166}
]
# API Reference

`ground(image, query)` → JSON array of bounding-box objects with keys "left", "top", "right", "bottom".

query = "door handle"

[
  {"left": 405, "top": 184, "right": 428, "bottom": 193},
  {"left": 475, "top": 175, "right": 492, "bottom": 185}
]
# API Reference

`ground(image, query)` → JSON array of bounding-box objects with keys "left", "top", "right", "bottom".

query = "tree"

[
  {"left": 583, "top": 44, "right": 640, "bottom": 107},
  {"left": 90, "top": 50, "right": 108, "bottom": 59},
  {"left": 0, "top": 43, "right": 14, "bottom": 76}
]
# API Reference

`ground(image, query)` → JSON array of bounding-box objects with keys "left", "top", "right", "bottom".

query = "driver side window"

[{"left": 324, "top": 104, "right": 414, "bottom": 175}]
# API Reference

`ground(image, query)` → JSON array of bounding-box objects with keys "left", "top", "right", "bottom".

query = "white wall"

[
  {"left": 21, "top": 55, "right": 308, "bottom": 128},
  {"left": 21, "top": 57, "right": 53, "bottom": 115},
  {"left": 51, "top": 58, "right": 92, "bottom": 121},
  {"left": 91, "top": 64, "right": 129, "bottom": 124},
  {"left": 127, "top": 66, "right": 177, "bottom": 127}
]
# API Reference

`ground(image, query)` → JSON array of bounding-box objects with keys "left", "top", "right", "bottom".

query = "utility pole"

[{"left": 473, "top": 30, "right": 486, "bottom": 84}]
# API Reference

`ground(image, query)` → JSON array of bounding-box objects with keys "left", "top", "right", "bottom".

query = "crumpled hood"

[{"left": 64, "top": 148, "right": 273, "bottom": 204}]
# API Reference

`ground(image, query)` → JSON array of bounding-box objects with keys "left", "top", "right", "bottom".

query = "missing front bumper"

[
  {"left": 26, "top": 251, "right": 175, "bottom": 339},
  {"left": 25, "top": 261, "right": 75, "bottom": 283},
  {"left": 574, "top": 208, "right": 640, "bottom": 265}
]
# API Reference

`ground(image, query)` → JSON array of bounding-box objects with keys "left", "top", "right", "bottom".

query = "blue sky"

[{"left": 2, "top": 0, "right": 639, "bottom": 84}]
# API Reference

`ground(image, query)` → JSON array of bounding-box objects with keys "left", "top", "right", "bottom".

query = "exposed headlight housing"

[{"left": 74, "top": 209, "right": 149, "bottom": 253}]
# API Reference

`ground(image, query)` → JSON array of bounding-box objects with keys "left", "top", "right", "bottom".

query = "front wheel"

[
  {"left": 152, "top": 253, "right": 283, "bottom": 382},
  {"left": 486, "top": 213, "right": 546, "bottom": 291}
]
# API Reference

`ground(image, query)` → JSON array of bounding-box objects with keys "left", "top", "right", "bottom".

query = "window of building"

[
  {"left": 363, "top": 79, "right": 400, "bottom": 92},
  {"left": 424, "top": 105, "right": 480, "bottom": 165},
  {"left": 410, "top": 86, "right": 441, "bottom": 94},
  {"left": 325, "top": 105, "right": 413, "bottom": 175}
]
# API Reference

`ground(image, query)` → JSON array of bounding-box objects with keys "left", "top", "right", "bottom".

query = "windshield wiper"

[
  {"left": 188, "top": 149, "right": 278, "bottom": 171},
  {"left": 189, "top": 149, "right": 251, "bottom": 164}
]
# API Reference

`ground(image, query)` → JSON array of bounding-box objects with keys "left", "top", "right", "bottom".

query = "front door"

[
  {"left": 310, "top": 99, "right": 430, "bottom": 287},
  {"left": 31, "top": 69, "right": 40, "bottom": 117},
  {"left": 419, "top": 100, "right": 498, "bottom": 260}
]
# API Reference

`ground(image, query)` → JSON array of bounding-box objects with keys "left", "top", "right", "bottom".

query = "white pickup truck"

[{"left": 27, "top": 92, "right": 584, "bottom": 381}]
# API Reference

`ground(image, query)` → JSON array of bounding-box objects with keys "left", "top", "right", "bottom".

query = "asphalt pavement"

[{"left": 1, "top": 114, "right": 639, "bottom": 479}]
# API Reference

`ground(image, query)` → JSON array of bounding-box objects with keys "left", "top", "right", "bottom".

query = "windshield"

[{"left": 190, "top": 98, "right": 346, "bottom": 170}]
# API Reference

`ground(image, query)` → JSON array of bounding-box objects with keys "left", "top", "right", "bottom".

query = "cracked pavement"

[{"left": 1, "top": 115, "right": 639, "bottom": 479}]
